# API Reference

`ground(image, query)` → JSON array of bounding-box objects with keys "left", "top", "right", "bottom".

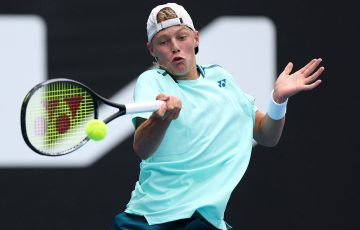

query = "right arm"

[{"left": 133, "top": 94, "right": 182, "bottom": 160}]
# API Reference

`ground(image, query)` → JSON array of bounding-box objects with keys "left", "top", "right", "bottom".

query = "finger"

[
  {"left": 282, "top": 62, "right": 293, "bottom": 75},
  {"left": 166, "top": 97, "right": 175, "bottom": 110},
  {"left": 168, "top": 96, "right": 182, "bottom": 110},
  {"left": 304, "top": 66, "right": 325, "bottom": 84},
  {"left": 304, "top": 79, "right": 322, "bottom": 91},
  {"left": 303, "top": 58, "right": 322, "bottom": 76},
  {"left": 165, "top": 97, "right": 181, "bottom": 119},
  {"left": 169, "top": 106, "right": 181, "bottom": 120},
  {"left": 173, "top": 97, "right": 182, "bottom": 110},
  {"left": 155, "top": 103, "right": 168, "bottom": 118},
  {"left": 156, "top": 93, "right": 169, "bottom": 101},
  {"left": 297, "top": 59, "right": 317, "bottom": 74}
]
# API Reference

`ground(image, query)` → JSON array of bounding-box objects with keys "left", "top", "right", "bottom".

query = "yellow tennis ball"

[{"left": 86, "top": 119, "right": 107, "bottom": 141}]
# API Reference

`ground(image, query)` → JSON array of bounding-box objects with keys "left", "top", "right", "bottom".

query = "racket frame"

[{"left": 20, "top": 78, "right": 126, "bottom": 156}]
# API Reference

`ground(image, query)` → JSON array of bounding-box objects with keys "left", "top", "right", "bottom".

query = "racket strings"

[{"left": 25, "top": 82, "right": 96, "bottom": 155}]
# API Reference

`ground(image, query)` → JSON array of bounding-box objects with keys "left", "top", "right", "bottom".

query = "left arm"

[
  {"left": 253, "top": 111, "right": 285, "bottom": 147},
  {"left": 254, "top": 58, "right": 325, "bottom": 146}
]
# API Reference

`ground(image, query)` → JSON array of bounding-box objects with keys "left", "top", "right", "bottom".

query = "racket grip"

[{"left": 125, "top": 100, "right": 164, "bottom": 114}]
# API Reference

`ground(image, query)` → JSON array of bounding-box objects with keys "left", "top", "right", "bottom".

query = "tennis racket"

[{"left": 20, "top": 78, "right": 163, "bottom": 156}]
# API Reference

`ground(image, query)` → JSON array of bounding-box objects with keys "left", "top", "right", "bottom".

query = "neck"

[{"left": 159, "top": 64, "right": 199, "bottom": 81}]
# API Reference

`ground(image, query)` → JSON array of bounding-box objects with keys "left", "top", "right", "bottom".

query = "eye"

[
  {"left": 158, "top": 39, "right": 168, "bottom": 45},
  {"left": 178, "top": 35, "right": 188, "bottom": 41}
]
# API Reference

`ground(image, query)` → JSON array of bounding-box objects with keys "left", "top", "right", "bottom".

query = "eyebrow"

[
  {"left": 156, "top": 26, "right": 192, "bottom": 39},
  {"left": 176, "top": 26, "right": 192, "bottom": 33}
]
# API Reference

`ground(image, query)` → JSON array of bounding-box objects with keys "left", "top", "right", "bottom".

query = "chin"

[
  {"left": 172, "top": 69, "right": 189, "bottom": 78},
  {"left": 161, "top": 62, "right": 190, "bottom": 77},
  {"left": 172, "top": 65, "right": 190, "bottom": 75}
]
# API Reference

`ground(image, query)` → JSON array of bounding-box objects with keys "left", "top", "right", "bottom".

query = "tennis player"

[{"left": 111, "top": 3, "right": 324, "bottom": 230}]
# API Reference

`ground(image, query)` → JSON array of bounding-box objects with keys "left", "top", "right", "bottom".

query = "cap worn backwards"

[{"left": 146, "top": 3, "right": 196, "bottom": 42}]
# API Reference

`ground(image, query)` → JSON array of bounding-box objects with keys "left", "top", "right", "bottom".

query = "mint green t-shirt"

[{"left": 125, "top": 64, "right": 256, "bottom": 230}]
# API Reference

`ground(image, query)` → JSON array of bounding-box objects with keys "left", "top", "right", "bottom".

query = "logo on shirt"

[{"left": 217, "top": 79, "right": 226, "bottom": 87}]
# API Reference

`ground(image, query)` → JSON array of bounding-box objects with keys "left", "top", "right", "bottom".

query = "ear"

[
  {"left": 194, "top": 31, "right": 200, "bottom": 48},
  {"left": 147, "top": 42, "right": 155, "bottom": 57}
]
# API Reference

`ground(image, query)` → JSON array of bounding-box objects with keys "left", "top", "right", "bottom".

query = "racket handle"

[{"left": 125, "top": 100, "right": 164, "bottom": 114}]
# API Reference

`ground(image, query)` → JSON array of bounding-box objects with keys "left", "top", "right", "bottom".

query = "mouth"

[{"left": 172, "top": 57, "right": 184, "bottom": 64}]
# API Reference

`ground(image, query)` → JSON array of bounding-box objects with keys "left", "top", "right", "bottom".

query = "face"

[{"left": 148, "top": 26, "right": 199, "bottom": 80}]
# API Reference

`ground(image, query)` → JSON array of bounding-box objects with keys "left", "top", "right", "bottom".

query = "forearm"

[
  {"left": 255, "top": 113, "right": 285, "bottom": 147},
  {"left": 133, "top": 116, "right": 171, "bottom": 160},
  {"left": 254, "top": 90, "right": 287, "bottom": 147}
]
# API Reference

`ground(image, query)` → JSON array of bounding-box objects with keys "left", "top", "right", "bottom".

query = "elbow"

[
  {"left": 266, "top": 137, "right": 281, "bottom": 147},
  {"left": 257, "top": 137, "right": 280, "bottom": 147},
  {"left": 133, "top": 142, "right": 151, "bottom": 160},
  {"left": 264, "top": 140, "right": 279, "bottom": 147}
]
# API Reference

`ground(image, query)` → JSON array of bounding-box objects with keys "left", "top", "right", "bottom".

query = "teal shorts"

[{"left": 111, "top": 211, "right": 228, "bottom": 230}]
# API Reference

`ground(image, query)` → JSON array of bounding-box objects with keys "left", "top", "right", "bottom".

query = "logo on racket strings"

[
  {"left": 42, "top": 96, "right": 84, "bottom": 134},
  {"left": 31, "top": 83, "right": 94, "bottom": 145}
]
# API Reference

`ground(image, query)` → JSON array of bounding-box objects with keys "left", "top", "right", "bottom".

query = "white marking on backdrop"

[{"left": 0, "top": 16, "right": 275, "bottom": 167}]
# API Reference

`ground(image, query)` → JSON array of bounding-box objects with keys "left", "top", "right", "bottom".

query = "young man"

[{"left": 112, "top": 3, "right": 324, "bottom": 230}]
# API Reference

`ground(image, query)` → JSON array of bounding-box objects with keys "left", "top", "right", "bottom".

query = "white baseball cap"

[{"left": 147, "top": 3, "right": 197, "bottom": 48}]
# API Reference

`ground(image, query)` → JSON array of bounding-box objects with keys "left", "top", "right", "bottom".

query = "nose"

[{"left": 170, "top": 40, "right": 180, "bottom": 53}]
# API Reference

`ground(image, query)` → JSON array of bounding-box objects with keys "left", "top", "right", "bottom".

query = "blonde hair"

[{"left": 156, "top": 7, "right": 178, "bottom": 23}]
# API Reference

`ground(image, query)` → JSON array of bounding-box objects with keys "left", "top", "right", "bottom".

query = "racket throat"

[{"left": 103, "top": 105, "right": 126, "bottom": 124}]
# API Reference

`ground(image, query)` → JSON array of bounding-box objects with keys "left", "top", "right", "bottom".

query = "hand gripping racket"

[{"left": 20, "top": 78, "right": 163, "bottom": 156}]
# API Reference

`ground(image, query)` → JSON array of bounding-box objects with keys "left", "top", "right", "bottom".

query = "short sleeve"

[
  {"left": 243, "top": 92, "right": 258, "bottom": 125},
  {"left": 131, "top": 70, "right": 162, "bottom": 126}
]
